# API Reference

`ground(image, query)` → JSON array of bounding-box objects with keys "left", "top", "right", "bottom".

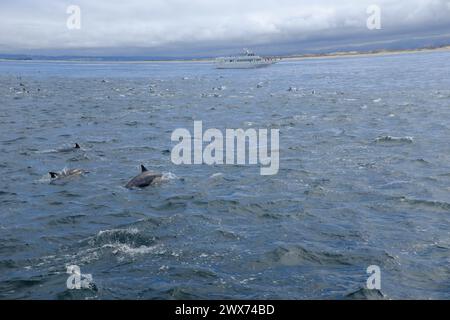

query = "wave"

[
  {"left": 374, "top": 135, "right": 414, "bottom": 144},
  {"left": 0, "top": 278, "right": 44, "bottom": 296},
  {"left": 209, "top": 172, "right": 224, "bottom": 179},
  {"left": 37, "top": 174, "right": 52, "bottom": 183},
  {"left": 48, "top": 214, "right": 87, "bottom": 226},
  {"left": 35, "top": 144, "right": 84, "bottom": 154},
  {"left": 263, "top": 245, "right": 353, "bottom": 266},
  {"left": 47, "top": 226, "right": 167, "bottom": 266},
  {"left": 396, "top": 196, "right": 450, "bottom": 212},
  {"left": 0, "top": 191, "right": 17, "bottom": 197},
  {"left": 34, "top": 149, "right": 58, "bottom": 154},
  {"left": 1, "top": 136, "right": 26, "bottom": 145},
  {"left": 101, "top": 243, "right": 161, "bottom": 256},
  {"left": 161, "top": 172, "right": 179, "bottom": 181},
  {"left": 259, "top": 245, "right": 397, "bottom": 268},
  {"left": 90, "top": 227, "right": 155, "bottom": 248},
  {"left": 68, "top": 154, "right": 90, "bottom": 162}
]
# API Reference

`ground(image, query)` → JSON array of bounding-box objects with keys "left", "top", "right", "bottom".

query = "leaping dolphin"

[{"left": 125, "top": 165, "right": 162, "bottom": 189}]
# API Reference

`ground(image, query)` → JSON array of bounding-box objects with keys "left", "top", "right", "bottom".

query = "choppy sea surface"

[{"left": 0, "top": 51, "right": 449, "bottom": 299}]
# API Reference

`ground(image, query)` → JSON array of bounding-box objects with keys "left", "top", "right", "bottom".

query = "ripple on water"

[
  {"left": 255, "top": 245, "right": 398, "bottom": 270},
  {"left": 2, "top": 54, "right": 450, "bottom": 299}
]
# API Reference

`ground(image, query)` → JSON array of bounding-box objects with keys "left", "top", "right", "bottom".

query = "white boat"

[{"left": 215, "top": 49, "right": 278, "bottom": 69}]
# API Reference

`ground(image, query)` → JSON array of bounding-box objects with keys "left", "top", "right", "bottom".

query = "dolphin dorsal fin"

[
  {"left": 49, "top": 172, "right": 58, "bottom": 178},
  {"left": 141, "top": 165, "right": 148, "bottom": 172},
  {"left": 74, "top": 143, "right": 80, "bottom": 149}
]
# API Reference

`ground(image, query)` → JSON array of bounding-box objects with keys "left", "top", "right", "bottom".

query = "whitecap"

[
  {"left": 209, "top": 173, "right": 224, "bottom": 179},
  {"left": 34, "top": 149, "right": 58, "bottom": 154},
  {"left": 375, "top": 135, "right": 414, "bottom": 143},
  {"left": 37, "top": 175, "right": 52, "bottom": 183},
  {"left": 106, "top": 243, "right": 161, "bottom": 256},
  {"left": 97, "top": 227, "right": 139, "bottom": 237},
  {"left": 161, "top": 172, "right": 179, "bottom": 181}
]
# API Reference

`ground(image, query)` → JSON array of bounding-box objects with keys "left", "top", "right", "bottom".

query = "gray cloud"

[{"left": 1, "top": 0, "right": 450, "bottom": 55}]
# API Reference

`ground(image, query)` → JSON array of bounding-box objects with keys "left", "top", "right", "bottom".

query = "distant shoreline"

[
  {"left": 282, "top": 45, "right": 450, "bottom": 62},
  {"left": 1, "top": 45, "right": 449, "bottom": 63}
]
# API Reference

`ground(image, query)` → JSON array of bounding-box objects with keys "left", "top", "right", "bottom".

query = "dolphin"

[
  {"left": 125, "top": 165, "right": 162, "bottom": 189},
  {"left": 49, "top": 168, "right": 87, "bottom": 180},
  {"left": 58, "top": 143, "right": 81, "bottom": 153}
]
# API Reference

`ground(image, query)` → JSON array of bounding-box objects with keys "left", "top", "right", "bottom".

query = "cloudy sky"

[{"left": 1, "top": 0, "right": 450, "bottom": 57}]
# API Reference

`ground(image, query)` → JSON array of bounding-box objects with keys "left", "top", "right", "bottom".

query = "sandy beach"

[{"left": 2, "top": 46, "right": 450, "bottom": 64}]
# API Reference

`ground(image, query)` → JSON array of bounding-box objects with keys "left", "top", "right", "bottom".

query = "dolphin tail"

[{"left": 141, "top": 165, "right": 148, "bottom": 172}]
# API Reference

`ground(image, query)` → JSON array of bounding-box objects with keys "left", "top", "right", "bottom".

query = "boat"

[{"left": 215, "top": 49, "right": 278, "bottom": 69}]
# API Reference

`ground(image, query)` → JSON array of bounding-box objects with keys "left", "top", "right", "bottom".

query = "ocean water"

[{"left": 0, "top": 51, "right": 449, "bottom": 299}]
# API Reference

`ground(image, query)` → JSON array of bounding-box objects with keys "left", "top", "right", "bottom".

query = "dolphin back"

[{"left": 125, "top": 171, "right": 162, "bottom": 189}]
